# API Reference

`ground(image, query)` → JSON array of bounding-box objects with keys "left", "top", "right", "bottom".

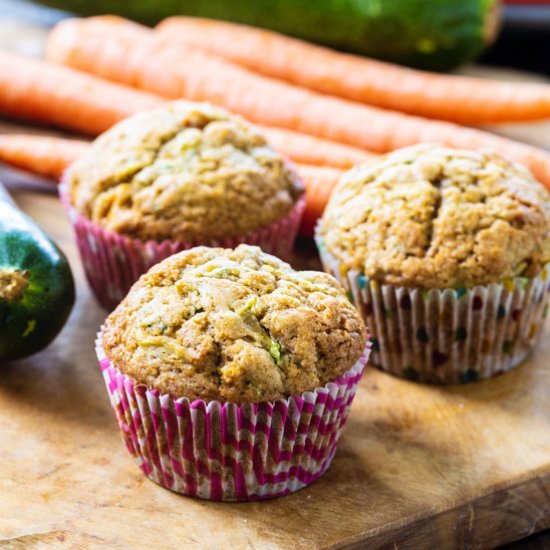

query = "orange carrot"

[
  {"left": 45, "top": 17, "right": 550, "bottom": 189},
  {"left": 0, "top": 134, "right": 88, "bottom": 179},
  {"left": 0, "top": 132, "right": 342, "bottom": 234},
  {"left": 0, "top": 50, "right": 162, "bottom": 136},
  {"left": 0, "top": 50, "right": 371, "bottom": 170},
  {"left": 258, "top": 125, "right": 374, "bottom": 169},
  {"left": 158, "top": 17, "right": 550, "bottom": 125},
  {"left": 297, "top": 165, "right": 343, "bottom": 237}
]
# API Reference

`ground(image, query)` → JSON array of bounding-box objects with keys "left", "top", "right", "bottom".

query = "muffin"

[
  {"left": 316, "top": 144, "right": 550, "bottom": 384},
  {"left": 61, "top": 100, "right": 305, "bottom": 310},
  {"left": 97, "top": 244, "right": 370, "bottom": 500}
]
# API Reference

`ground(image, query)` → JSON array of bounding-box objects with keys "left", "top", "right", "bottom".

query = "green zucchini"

[
  {"left": 38, "top": 0, "right": 500, "bottom": 71},
  {"left": 0, "top": 184, "right": 75, "bottom": 360}
]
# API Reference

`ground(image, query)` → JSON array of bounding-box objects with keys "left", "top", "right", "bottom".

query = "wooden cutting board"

[{"left": 0, "top": 178, "right": 549, "bottom": 550}]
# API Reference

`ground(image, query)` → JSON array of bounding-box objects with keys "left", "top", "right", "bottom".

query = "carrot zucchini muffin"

[
  {"left": 97, "top": 245, "right": 370, "bottom": 500},
  {"left": 316, "top": 144, "right": 550, "bottom": 383},
  {"left": 61, "top": 101, "right": 305, "bottom": 310},
  {"left": 66, "top": 101, "right": 303, "bottom": 241},
  {"left": 102, "top": 244, "right": 367, "bottom": 402}
]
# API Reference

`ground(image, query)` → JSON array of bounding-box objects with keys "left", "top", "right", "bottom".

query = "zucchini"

[
  {"left": 0, "top": 184, "right": 75, "bottom": 360},
  {"left": 38, "top": 0, "right": 500, "bottom": 71}
]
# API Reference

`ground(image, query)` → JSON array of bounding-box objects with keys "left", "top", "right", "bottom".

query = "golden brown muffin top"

[
  {"left": 102, "top": 245, "right": 367, "bottom": 402},
  {"left": 66, "top": 101, "right": 304, "bottom": 241},
  {"left": 318, "top": 145, "right": 550, "bottom": 289}
]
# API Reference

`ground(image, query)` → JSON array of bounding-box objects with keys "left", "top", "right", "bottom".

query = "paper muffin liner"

[
  {"left": 316, "top": 237, "right": 550, "bottom": 384},
  {"left": 96, "top": 333, "right": 371, "bottom": 501},
  {"left": 59, "top": 182, "right": 305, "bottom": 311}
]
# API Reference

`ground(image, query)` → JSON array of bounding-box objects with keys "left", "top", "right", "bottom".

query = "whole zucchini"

[
  {"left": 37, "top": 0, "right": 500, "bottom": 71},
  {"left": 0, "top": 183, "right": 75, "bottom": 360}
]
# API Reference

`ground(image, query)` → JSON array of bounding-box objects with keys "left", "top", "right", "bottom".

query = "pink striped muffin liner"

[
  {"left": 316, "top": 236, "right": 550, "bottom": 384},
  {"left": 96, "top": 334, "right": 371, "bottom": 501},
  {"left": 59, "top": 182, "right": 305, "bottom": 311}
]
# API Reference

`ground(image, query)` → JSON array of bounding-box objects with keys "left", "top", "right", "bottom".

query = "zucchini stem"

[
  {"left": 0, "top": 268, "right": 30, "bottom": 302},
  {"left": 483, "top": 0, "right": 501, "bottom": 46}
]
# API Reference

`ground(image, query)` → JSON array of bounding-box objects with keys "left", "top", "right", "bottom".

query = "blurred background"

[
  {"left": 1, "top": 0, "right": 550, "bottom": 76},
  {"left": 481, "top": 1, "right": 550, "bottom": 76}
]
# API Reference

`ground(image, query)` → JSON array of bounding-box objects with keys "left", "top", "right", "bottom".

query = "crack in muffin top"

[
  {"left": 319, "top": 144, "right": 550, "bottom": 289},
  {"left": 66, "top": 101, "right": 304, "bottom": 241},
  {"left": 102, "top": 245, "right": 367, "bottom": 402}
]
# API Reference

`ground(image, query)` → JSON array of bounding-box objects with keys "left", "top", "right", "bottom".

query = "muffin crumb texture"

[
  {"left": 102, "top": 245, "right": 367, "bottom": 402},
  {"left": 319, "top": 145, "right": 550, "bottom": 288},
  {"left": 67, "top": 101, "right": 303, "bottom": 241}
]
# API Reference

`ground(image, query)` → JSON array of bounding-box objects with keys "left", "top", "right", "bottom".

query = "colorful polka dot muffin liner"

[
  {"left": 59, "top": 181, "right": 305, "bottom": 311},
  {"left": 96, "top": 332, "right": 371, "bottom": 501},
  {"left": 316, "top": 238, "right": 550, "bottom": 384}
]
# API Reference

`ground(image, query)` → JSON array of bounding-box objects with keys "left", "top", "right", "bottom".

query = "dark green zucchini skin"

[
  {"left": 38, "top": 0, "right": 499, "bottom": 71},
  {"left": 0, "top": 184, "right": 75, "bottom": 360}
]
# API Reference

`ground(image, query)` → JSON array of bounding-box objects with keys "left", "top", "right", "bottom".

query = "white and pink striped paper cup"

[
  {"left": 96, "top": 334, "right": 371, "bottom": 501},
  {"left": 60, "top": 182, "right": 305, "bottom": 311}
]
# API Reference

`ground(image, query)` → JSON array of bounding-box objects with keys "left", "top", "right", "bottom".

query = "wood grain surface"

[{"left": 0, "top": 187, "right": 548, "bottom": 550}]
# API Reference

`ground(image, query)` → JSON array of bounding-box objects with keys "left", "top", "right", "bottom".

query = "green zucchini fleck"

[{"left": 269, "top": 339, "right": 283, "bottom": 366}]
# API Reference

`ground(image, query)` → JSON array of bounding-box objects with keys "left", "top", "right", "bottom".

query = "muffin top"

[
  {"left": 66, "top": 101, "right": 304, "bottom": 241},
  {"left": 102, "top": 245, "right": 367, "bottom": 403},
  {"left": 319, "top": 144, "right": 550, "bottom": 289}
]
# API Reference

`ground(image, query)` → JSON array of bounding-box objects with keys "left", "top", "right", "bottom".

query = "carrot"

[
  {"left": 0, "top": 50, "right": 371, "bottom": 170},
  {"left": 0, "top": 134, "right": 88, "bottom": 180},
  {"left": 157, "top": 17, "right": 550, "bottom": 125},
  {"left": 0, "top": 50, "right": 162, "bottom": 136},
  {"left": 45, "top": 17, "right": 550, "bottom": 189},
  {"left": 258, "top": 125, "right": 374, "bottom": 169},
  {"left": 296, "top": 165, "right": 343, "bottom": 237},
  {"left": 0, "top": 132, "right": 341, "bottom": 235}
]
